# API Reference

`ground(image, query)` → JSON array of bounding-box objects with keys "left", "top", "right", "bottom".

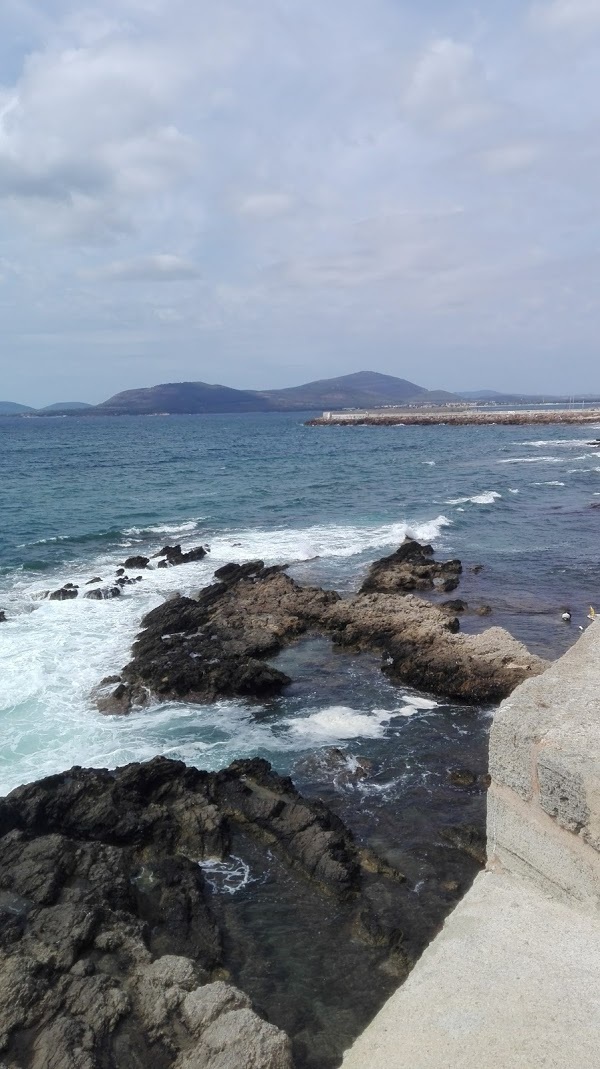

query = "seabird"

[{"left": 561, "top": 611, "right": 571, "bottom": 622}]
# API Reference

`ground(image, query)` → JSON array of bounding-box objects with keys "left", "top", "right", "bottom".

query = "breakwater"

[{"left": 307, "top": 407, "right": 600, "bottom": 427}]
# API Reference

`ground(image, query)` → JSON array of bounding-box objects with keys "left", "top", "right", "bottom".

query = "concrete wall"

[
  {"left": 487, "top": 619, "right": 600, "bottom": 910},
  {"left": 341, "top": 620, "right": 600, "bottom": 1067}
]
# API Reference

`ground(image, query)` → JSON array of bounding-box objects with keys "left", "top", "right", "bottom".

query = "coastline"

[{"left": 306, "top": 407, "right": 600, "bottom": 427}]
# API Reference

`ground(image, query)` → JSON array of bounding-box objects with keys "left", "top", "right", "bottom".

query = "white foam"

[
  {"left": 532, "top": 481, "right": 565, "bottom": 487},
  {"left": 282, "top": 706, "right": 402, "bottom": 742},
  {"left": 498, "top": 456, "right": 563, "bottom": 464},
  {"left": 446, "top": 491, "right": 501, "bottom": 505},
  {"left": 508, "top": 488, "right": 520, "bottom": 494},
  {"left": 402, "top": 696, "right": 439, "bottom": 710},
  {"left": 520, "top": 439, "right": 597, "bottom": 448},
  {"left": 199, "top": 855, "right": 253, "bottom": 895},
  {"left": 123, "top": 519, "right": 202, "bottom": 536},
  {"left": 207, "top": 515, "right": 452, "bottom": 565}
]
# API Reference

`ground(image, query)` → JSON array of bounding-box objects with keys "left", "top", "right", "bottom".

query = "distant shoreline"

[{"left": 306, "top": 408, "right": 600, "bottom": 427}]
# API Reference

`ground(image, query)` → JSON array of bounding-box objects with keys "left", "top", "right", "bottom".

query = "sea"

[{"left": 1, "top": 410, "right": 599, "bottom": 1066}]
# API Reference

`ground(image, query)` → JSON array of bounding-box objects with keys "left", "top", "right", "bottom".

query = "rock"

[
  {"left": 360, "top": 538, "right": 462, "bottom": 595},
  {"left": 442, "top": 824, "right": 487, "bottom": 865},
  {"left": 475, "top": 604, "right": 492, "bottom": 616},
  {"left": 123, "top": 555, "right": 149, "bottom": 570},
  {"left": 154, "top": 544, "right": 208, "bottom": 567},
  {"left": 84, "top": 587, "right": 122, "bottom": 601},
  {"left": 469, "top": 564, "right": 484, "bottom": 574},
  {"left": 115, "top": 568, "right": 125, "bottom": 577},
  {"left": 447, "top": 769, "right": 477, "bottom": 788},
  {"left": 0, "top": 611, "right": 6, "bottom": 622},
  {"left": 440, "top": 599, "right": 468, "bottom": 614},
  {"left": 99, "top": 559, "right": 547, "bottom": 711},
  {"left": 0, "top": 756, "right": 406, "bottom": 1067},
  {"left": 86, "top": 577, "right": 103, "bottom": 585},
  {"left": 49, "top": 586, "right": 78, "bottom": 601}
]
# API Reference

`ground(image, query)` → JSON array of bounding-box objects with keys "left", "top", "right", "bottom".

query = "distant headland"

[{"left": 2, "top": 371, "right": 600, "bottom": 418}]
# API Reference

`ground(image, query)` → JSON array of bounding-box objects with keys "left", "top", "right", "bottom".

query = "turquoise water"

[{"left": 1, "top": 411, "right": 599, "bottom": 796}]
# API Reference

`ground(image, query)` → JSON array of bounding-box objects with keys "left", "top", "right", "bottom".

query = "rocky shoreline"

[
  {"left": 0, "top": 540, "right": 547, "bottom": 1068},
  {"left": 95, "top": 541, "right": 547, "bottom": 715},
  {"left": 306, "top": 408, "right": 600, "bottom": 427}
]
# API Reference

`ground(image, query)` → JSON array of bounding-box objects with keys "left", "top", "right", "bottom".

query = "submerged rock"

[
  {"left": 0, "top": 755, "right": 409, "bottom": 1069},
  {"left": 98, "top": 558, "right": 547, "bottom": 712},
  {"left": 360, "top": 538, "right": 462, "bottom": 595},
  {"left": 0, "top": 611, "right": 6, "bottom": 622}
]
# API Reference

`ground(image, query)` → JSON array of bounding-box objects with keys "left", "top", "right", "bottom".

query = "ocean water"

[{"left": 1, "top": 411, "right": 599, "bottom": 1066}]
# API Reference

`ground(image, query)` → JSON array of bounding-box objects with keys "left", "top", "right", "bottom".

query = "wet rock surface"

[
  {"left": 154, "top": 544, "right": 209, "bottom": 567},
  {"left": 0, "top": 756, "right": 410, "bottom": 1069},
  {"left": 360, "top": 538, "right": 462, "bottom": 594},
  {"left": 98, "top": 553, "right": 547, "bottom": 713}
]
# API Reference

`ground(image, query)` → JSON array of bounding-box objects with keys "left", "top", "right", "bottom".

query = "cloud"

[
  {"left": 82, "top": 254, "right": 201, "bottom": 282},
  {"left": 235, "top": 193, "right": 295, "bottom": 218},
  {"left": 403, "top": 38, "right": 492, "bottom": 132},
  {"left": 532, "top": 0, "right": 600, "bottom": 31},
  {"left": 480, "top": 142, "right": 541, "bottom": 172}
]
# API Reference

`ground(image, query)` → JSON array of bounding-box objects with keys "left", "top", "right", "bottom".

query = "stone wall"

[{"left": 487, "top": 619, "right": 600, "bottom": 909}]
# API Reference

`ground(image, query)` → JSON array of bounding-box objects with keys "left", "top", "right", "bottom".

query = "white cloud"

[
  {"left": 403, "top": 38, "right": 492, "bottom": 132},
  {"left": 82, "top": 254, "right": 201, "bottom": 281},
  {"left": 235, "top": 193, "right": 295, "bottom": 218},
  {"left": 532, "top": 0, "right": 600, "bottom": 31},
  {"left": 481, "top": 142, "right": 541, "bottom": 172}
]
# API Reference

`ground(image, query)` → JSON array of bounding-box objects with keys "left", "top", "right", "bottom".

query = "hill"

[
  {"left": 0, "top": 401, "right": 33, "bottom": 414},
  {"left": 40, "top": 402, "right": 94, "bottom": 412},
  {"left": 98, "top": 381, "right": 276, "bottom": 415},
  {"left": 257, "top": 371, "right": 459, "bottom": 410}
]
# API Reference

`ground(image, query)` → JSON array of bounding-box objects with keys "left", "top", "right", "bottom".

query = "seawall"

[
  {"left": 342, "top": 620, "right": 600, "bottom": 1067},
  {"left": 307, "top": 407, "right": 600, "bottom": 426}
]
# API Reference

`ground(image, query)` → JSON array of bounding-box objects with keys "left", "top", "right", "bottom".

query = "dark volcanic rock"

[
  {"left": 154, "top": 544, "right": 209, "bottom": 566},
  {"left": 98, "top": 558, "right": 546, "bottom": 711},
  {"left": 49, "top": 586, "right": 79, "bottom": 601},
  {"left": 0, "top": 756, "right": 408, "bottom": 1069},
  {"left": 440, "top": 599, "right": 468, "bottom": 614},
  {"left": 99, "top": 562, "right": 337, "bottom": 712},
  {"left": 123, "top": 555, "right": 150, "bottom": 570},
  {"left": 86, "top": 577, "right": 103, "bottom": 585},
  {"left": 0, "top": 611, "right": 6, "bottom": 623},
  {"left": 360, "top": 538, "right": 462, "bottom": 595},
  {"left": 84, "top": 586, "right": 122, "bottom": 601}
]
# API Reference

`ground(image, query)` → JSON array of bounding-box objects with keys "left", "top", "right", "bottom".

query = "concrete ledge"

[
  {"left": 342, "top": 621, "right": 600, "bottom": 1067},
  {"left": 342, "top": 870, "right": 600, "bottom": 1069}
]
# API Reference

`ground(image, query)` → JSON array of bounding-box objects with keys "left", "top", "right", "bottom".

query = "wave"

[
  {"left": 498, "top": 456, "right": 563, "bottom": 464},
  {"left": 446, "top": 491, "right": 501, "bottom": 506},
  {"left": 532, "top": 481, "right": 565, "bottom": 487},
  {"left": 519, "top": 439, "right": 599, "bottom": 448},
  {"left": 123, "top": 519, "right": 203, "bottom": 537},
  {"left": 207, "top": 515, "right": 452, "bottom": 565}
]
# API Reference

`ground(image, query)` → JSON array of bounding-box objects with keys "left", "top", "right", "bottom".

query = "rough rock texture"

[
  {"left": 154, "top": 544, "right": 208, "bottom": 567},
  {"left": 48, "top": 585, "right": 79, "bottom": 601},
  {"left": 123, "top": 555, "right": 150, "bottom": 570},
  {"left": 97, "top": 557, "right": 547, "bottom": 712},
  {"left": 360, "top": 538, "right": 462, "bottom": 594},
  {"left": 0, "top": 756, "right": 407, "bottom": 1069},
  {"left": 84, "top": 586, "right": 122, "bottom": 601}
]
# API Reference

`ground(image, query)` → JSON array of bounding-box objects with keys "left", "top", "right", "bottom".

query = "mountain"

[
  {"left": 40, "top": 402, "right": 94, "bottom": 412},
  {"left": 98, "top": 381, "right": 277, "bottom": 415},
  {"left": 0, "top": 401, "right": 34, "bottom": 414},
  {"left": 257, "top": 371, "right": 459, "bottom": 410}
]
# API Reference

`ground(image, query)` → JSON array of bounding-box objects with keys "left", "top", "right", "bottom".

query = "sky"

[{"left": 1, "top": 0, "right": 600, "bottom": 405}]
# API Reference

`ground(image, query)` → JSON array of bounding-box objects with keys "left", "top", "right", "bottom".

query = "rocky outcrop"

[
  {"left": 154, "top": 544, "right": 209, "bottom": 567},
  {"left": 98, "top": 557, "right": 547, "bottom": 713},
  {"left": 123, "top": 555, "right": 150, "bottom": 570},
  {"left": 0, "top": 756, "right": 408, "bottom": 1069},
  {"left": 48, "top": 584, "right": 78, "bottom": 601},
  {"left": 360, "top": 538, "right": 462, "bottom": 594}
]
